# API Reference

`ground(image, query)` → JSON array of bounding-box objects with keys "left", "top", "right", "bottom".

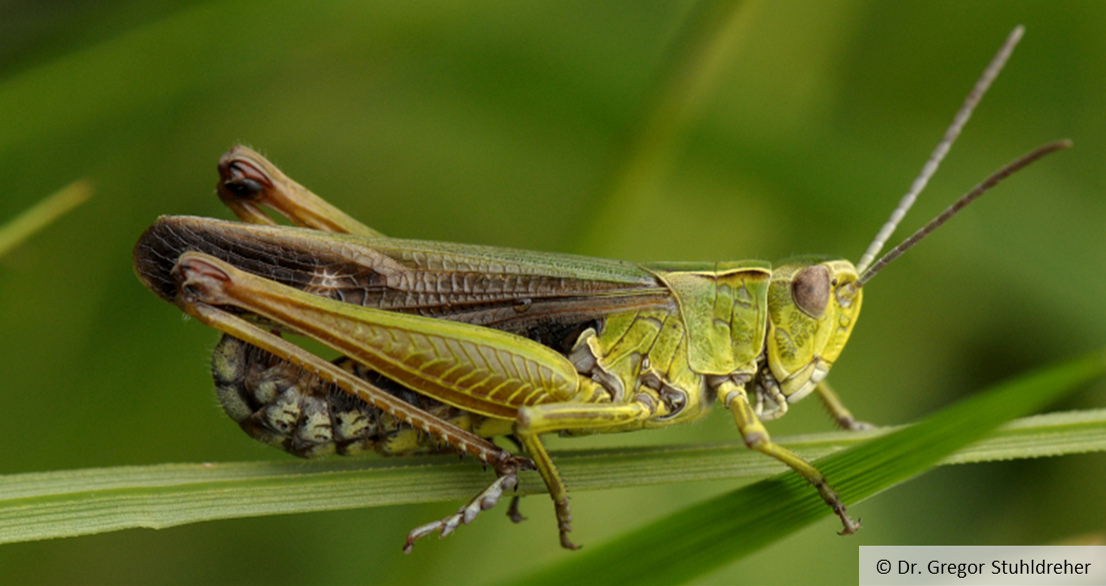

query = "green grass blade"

[
  {"left": 518, "top": 349, "right": 1106, "bottom": 585},
  {"left": 0, "top": 180, "right": 91, "bottom": 258},
  {"left": 1, "top": 351, "right": 1103, "bottom": 550}
]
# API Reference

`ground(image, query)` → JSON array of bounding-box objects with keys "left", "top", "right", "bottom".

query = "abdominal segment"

[{"left": 211, "top": 334, "right": 494, "bottom": 458}]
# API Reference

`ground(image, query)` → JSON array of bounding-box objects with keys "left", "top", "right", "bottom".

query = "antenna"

[
  {"left": 854, "top": 25, "right": 1024, "bottom": 275},
  {"left": 855, "top": 139, "right": 1071, "bottom": 287}
]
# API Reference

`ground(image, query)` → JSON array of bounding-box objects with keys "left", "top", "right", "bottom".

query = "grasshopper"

[{"left": 133, "top": 26, "right": 1067, "bottom": 552}]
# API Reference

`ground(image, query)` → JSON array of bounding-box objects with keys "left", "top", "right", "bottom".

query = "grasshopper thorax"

[{"left": 758, "top": 258, "right": 861, "bottom": 417}]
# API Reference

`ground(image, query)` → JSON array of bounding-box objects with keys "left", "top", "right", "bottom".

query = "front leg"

[
  {"left": 815, "top": 381, "right": 874, "bottom": 431},
  {"left": 718, "top": 380, "right": 861, "bottom": 535}
]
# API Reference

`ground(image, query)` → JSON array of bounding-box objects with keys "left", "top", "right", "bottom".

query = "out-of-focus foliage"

[
  {"left": 1, "top": 1, "right": 1103, "bottom": 584},
  {"left": 0, "top": 180, "right": 90, "bottom": 258}
]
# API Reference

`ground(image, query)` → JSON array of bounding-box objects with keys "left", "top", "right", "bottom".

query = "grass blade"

[
  {"left": 1, "top": 351, "right": 1103, "bottom": 552},
  {"left": 0, "top": 180, "right": 91, "bottom": 258}
]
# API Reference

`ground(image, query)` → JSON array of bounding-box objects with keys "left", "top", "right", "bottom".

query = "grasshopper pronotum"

[{"left": 133, "top": 26, "right": 1067, "bottom": 551}]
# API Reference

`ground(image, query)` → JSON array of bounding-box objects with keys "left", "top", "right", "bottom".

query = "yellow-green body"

[{"left": 134, "top": 147, "right": 868, "bottom": 551}]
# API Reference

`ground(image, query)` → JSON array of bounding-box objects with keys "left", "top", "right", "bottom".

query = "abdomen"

[{"left": 211, "top": 335, "right": 495, "bottom": 458}]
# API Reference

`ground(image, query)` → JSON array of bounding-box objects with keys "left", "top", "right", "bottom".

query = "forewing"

[{"left": 134, "top": 216, "right": 673, "bottom": 335}]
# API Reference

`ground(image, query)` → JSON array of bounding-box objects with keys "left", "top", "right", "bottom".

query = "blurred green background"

[{"left": 2, "top": 1, "right": 1104, "bottom": 584}]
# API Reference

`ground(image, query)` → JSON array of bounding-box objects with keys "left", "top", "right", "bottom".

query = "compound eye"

[{"left": 791, "top": 265, "right": 831, "bottom": 318}]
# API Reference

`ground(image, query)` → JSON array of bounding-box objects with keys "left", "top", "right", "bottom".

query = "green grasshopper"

[{"left": 133, "top": 26, "right": 1067, "bottom": 552}]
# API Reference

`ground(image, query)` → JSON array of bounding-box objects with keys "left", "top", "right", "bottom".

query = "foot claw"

[
  {"left": 836, "top": 509, "right": 862, "bottom": 535},
  {"left": 560, "top": 532, "right": 581, "bottom": 550},
  {"left": 506, "top": 496, "right": 527, "bottom": 524},
  {"left": 403, "top": 520, "right": 443, "bottom": 554}
]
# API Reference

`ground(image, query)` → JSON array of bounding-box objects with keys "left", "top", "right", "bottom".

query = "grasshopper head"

[
  {"left": 762, "top": 258, "right": 862, "bottom": 410},
  {"left": 753, "top": 137, "right": 1066, "bottom": 419},
  {"left": 749, "top": 27, "right": 1069, "bottom": 420}
]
